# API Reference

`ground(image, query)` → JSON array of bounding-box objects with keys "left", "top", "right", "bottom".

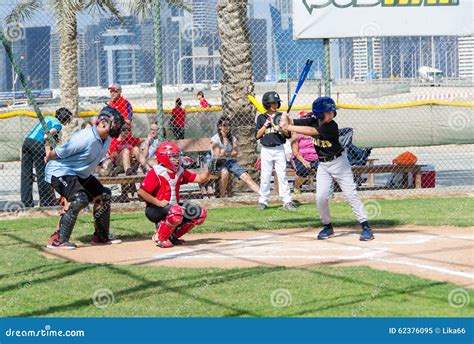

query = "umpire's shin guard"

[
  {"left": 59, "top": 191, "right": 89, "bottom": 242},
  {"left": 93, "top": 188, "right": 112, "bottom": 240}
]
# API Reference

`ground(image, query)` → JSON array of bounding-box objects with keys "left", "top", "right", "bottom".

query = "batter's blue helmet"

[{"left": 312, "top": 97, "right": 337, "bottom": 120}]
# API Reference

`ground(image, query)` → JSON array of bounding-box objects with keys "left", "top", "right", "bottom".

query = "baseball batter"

[
  {"left": 255, "top": 91, "right": 296, "bottom": 211},
  {"left": 280, "top": 97, "right": 374, "bottom": 241}
]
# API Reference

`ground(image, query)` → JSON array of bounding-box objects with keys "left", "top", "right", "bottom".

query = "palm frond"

[
  {"left": 129, "top": 0, "right": 191, "bottom": 19},
  {"left": 84, "top": 0, "right": 122, "bottom": 19},
  {"left": 5, "top": 0, "right": 43, "bottom": 24}
]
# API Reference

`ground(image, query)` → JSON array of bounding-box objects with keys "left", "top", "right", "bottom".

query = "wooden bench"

[{"left": 274, "top": 164, "right": 422, "bottom": 192}]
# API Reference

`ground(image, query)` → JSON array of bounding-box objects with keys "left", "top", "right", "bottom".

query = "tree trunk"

[
  {"left": 58, "top": 10, "right": 80, "bottom": 141},
  {"left": 217, "top": 0, "right": 258, "bottom": 183}
]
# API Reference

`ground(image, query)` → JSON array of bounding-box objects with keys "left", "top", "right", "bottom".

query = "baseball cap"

[
  {"left": 108, "top": 83, "right": 121, "bottom": 91},
  {"left": 298, "top": 111, "right": 311, "bottom": 118}
]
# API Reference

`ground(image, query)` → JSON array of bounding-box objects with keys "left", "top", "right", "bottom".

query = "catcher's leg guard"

[
  {"left": 59, "top": 191, "right": 89, "bottom": 242},
  {"left": 155, "top": 204, "right": 184, "bottom": 242},
  {"left": 93, "top": 188, "right": 112, "bottom": 240},
  {"left": 175, "top": 207, "right": 207, "bottom": 238}
]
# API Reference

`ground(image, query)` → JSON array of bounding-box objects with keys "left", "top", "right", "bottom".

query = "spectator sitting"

[
  {"left": 140, "top": 122, "right": 163, "bottom": 170},
  {"left": 290, "top": 111, "right": 319, "bottom": 194},
  {"left": 196, "top": 91, "right": 209, "bottom": 108},
  {"left": 21, "top": 107, "right": 72, "bottom": 208},
  {"left": 171, "top": 98, "right": 186, "bottom": 139},
  {"left": 108, "top": 123, "right": 145, "bottom": 176},
  {"left": 211, "top": 116, "right": 260, "bottom": 198},
  {"left": 108, "top": 83, "right": 133, "bottom": 124}
]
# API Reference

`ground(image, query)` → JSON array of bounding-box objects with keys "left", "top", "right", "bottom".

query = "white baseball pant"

[
  {"left": 259, "top": 145, "right": 292, "bottom": 205},
  {"left": 316, "top": 152, "right": 368, "bottom": 224}
]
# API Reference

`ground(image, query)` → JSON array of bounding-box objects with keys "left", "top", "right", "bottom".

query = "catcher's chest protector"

[{"left": 153, "top": 165, "right": 184, "bottom": 205}]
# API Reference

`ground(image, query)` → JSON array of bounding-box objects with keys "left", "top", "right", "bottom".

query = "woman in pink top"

[{"left": 290, "top": 111, "right": 319, "bottom": 194}]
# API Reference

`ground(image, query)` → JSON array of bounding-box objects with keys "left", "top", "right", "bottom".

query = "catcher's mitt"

[{"left": 207, "top": 157, "right": 227, "bottom": 176}]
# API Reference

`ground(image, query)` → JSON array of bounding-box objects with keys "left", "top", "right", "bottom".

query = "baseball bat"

[
  {"left": 248, "top": 95, "right": 266, "bottom": 114},
  {"left": 0, "top": 31, "right": 57, "bottom": 148},
  {"left": 287, "top": 59, "right": 313, "bottom": 114},
  {"left": 248, "top": 94, "right": 290, "bottom": 137}
]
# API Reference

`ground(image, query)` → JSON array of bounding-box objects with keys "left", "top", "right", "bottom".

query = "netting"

[{"left": 0, "top": 0, "right": 473, "bottom": 209}]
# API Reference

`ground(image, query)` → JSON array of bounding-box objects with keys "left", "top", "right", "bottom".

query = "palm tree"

[
  {"left": 216, "top": 0, "right": 257, "bottom": 174},
  {"left": 6, "top": 0, "right": 122, "bottom": 138}
]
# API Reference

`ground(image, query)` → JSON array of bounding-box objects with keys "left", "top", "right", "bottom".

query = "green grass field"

[{"left": 0, "top": 197, "right": 472, "bottom": 317}]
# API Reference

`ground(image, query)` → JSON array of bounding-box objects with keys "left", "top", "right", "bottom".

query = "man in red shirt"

[
  {"left": 108, "top": 84, "right": 133, "bottom": 124},
  {"left": 171, "top": 98, "right": 186, "bottom": 139},
  {"left": 108, "top": 123, "right": 144, "bottom": 175},
  {"left": 196, "top": 91, "right": 209, "bottom": 108},
  {"left": 137, "top": 142, "right": 216, "bottom": 248}
]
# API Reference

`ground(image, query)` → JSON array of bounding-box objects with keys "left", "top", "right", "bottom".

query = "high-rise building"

[
  {"left": 24, "top": 26, "right": 50, "bottom": 90},
  {"left": 276, "top": 0, "right": 292, "bottom": 30},
  {"left": 83, "top": 24, "right": 102, "bottom": 87},
  {"left": 458, "top": 36, "right": 473, "bottom": 81},
  {"left": 49, "top": 32, "right": 60, "bottom": 89},
  {"left": 77, "top": 32, "right": 87, "bottom": 87},
  {"left": 99, "top": 16, "right": 144, "bottom": 86},
  {"left": 270, "top": 5, "right": 323, "bottom": 81},
  {"left": 249, "top": 18, "right": 268, "bottom": 82},
  {"left": 192, "top": 0, "right": 217, "bottom": 34}
]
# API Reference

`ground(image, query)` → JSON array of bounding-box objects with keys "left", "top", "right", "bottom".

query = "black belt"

[{"left": 319, "top": 151, "right": 343, "bottom": 163}]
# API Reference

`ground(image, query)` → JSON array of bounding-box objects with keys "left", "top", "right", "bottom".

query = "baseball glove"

[{"left": 207, "top": 157, "right": 227, "bottom": 176}]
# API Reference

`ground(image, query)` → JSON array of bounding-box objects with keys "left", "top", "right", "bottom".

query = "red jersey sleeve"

[
  {"left": 140, "top": 169, "right": 160, "bottom": 194},
  {"left": 181, "top": 169, "right": 197, "bottom": 184},
  {"left": 109, "top": 138, "right": 119, "bottom": 156}
]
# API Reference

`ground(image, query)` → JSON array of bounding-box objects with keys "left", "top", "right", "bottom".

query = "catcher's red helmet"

[{"left": 156, "top": 142, "right": 182, "bottom": 172}]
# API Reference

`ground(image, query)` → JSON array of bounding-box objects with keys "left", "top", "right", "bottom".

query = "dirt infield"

[{"left": 44, "top": 225, "right": 474, "bottom": 288}]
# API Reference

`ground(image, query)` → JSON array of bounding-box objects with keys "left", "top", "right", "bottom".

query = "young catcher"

[
  {"left": 45, "top": 106, "right": 126, "bottom": 249},
  {"left": 255, "top": 91, "right": 296, "bottom": 211},
  {"left": 279, "top": 97, "right": 374, "bottom": 241},
  {"left": 137, "top": 142, "right": 224, "bottom": 248}
]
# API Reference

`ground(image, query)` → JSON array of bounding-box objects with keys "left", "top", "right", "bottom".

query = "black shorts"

[
  {"left": 51, "top": 175, "right": 105, "bottom": 202},
  {"left": 145, "top": 202, "right": 201, "bottom": 225}
]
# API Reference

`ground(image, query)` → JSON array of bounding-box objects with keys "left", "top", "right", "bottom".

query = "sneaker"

[
  {"left": 169, "top": 234, "right": 185, "bottom": 245},
  {"left": 47, "top": 240, "right": 77, "bottom": 250},
  {"left": 360, "top": 225, "right": 375, "bottom": 241},
  {"left": 92, "top": 234, "right": 122, "bottom": 245},
  {"left": 256, "top": 203, "right": 268, "bottom": 211},
  {"left": 317, "top": 225, "right": 334, "bottom": 240},
  {"left": 47, "top": 231, "right": 60, "bottom": 246},
  {"left": 283, "top": 202, "right": 297, "bottom": 211},
  {"left": 156, "top": 239, "right": 173, "bottom": 248}
]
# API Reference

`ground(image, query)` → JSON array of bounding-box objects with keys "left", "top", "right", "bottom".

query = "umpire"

[
  {"left": 20, "top": 107, "right": 72, "bottom": 208},
  {"left": 44, "top": 106, "right": 125, "bottom": 249}
]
